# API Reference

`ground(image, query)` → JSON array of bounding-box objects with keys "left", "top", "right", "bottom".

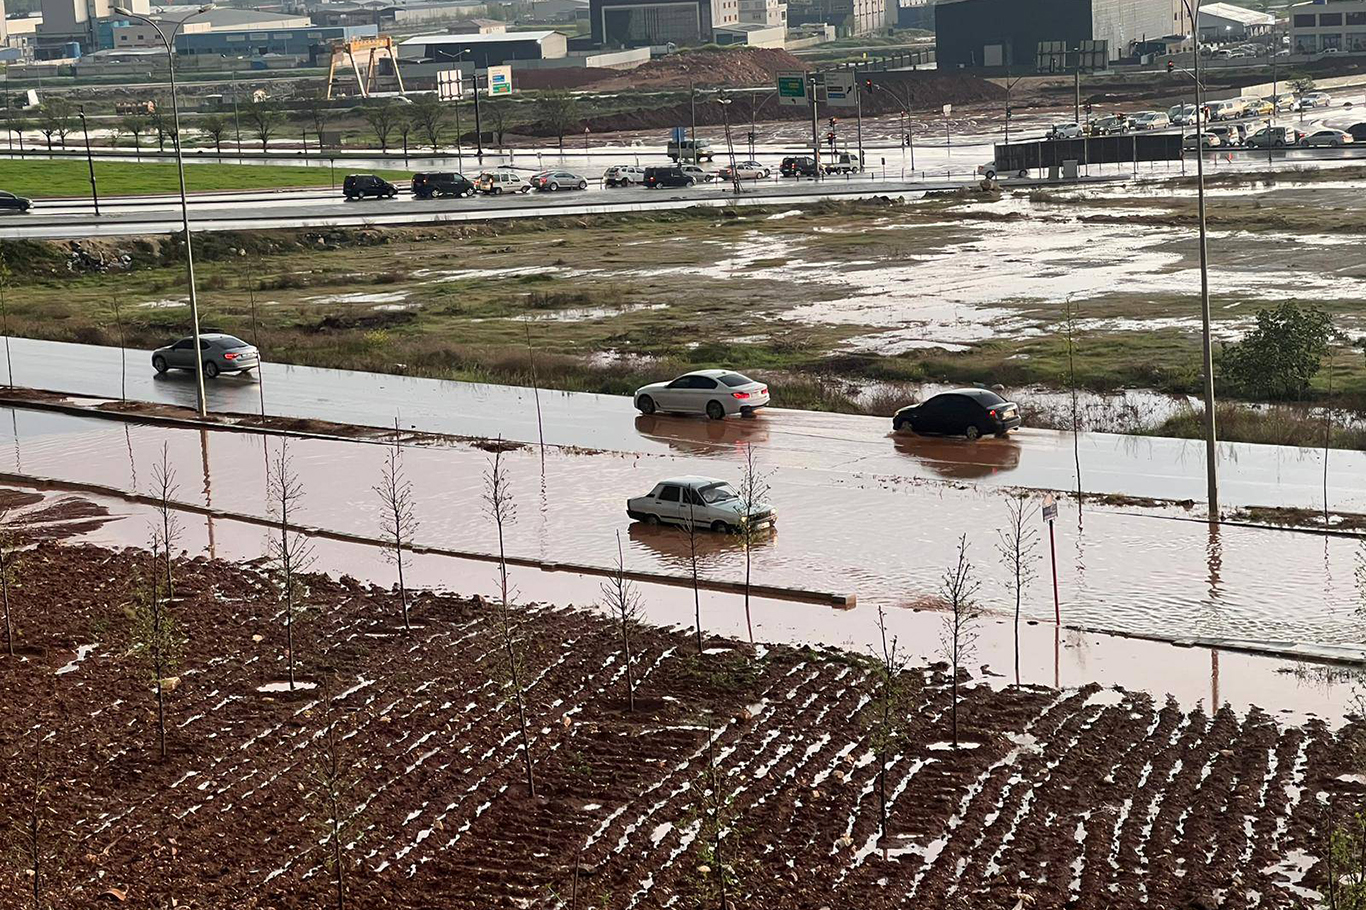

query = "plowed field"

[{"left": 0, "top": 541, "right": 1353, "bottom": 908}]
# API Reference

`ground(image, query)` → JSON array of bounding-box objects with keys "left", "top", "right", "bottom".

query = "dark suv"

[
  {"left": 780, "top": 156, "right": 818, "bottom": 177},
  {"left": 643, "top": 166, "right": 696, "bottom": 188},
  {"left": 411, "top": 172, "right": 473, "bottom": 199},
  {"left": 343, "top": 174, "right": 398, "bottom": 200}
]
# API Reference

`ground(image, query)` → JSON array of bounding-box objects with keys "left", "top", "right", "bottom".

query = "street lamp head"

[{"left": 112, "top": 5, "right": 132, "bottom": 14}]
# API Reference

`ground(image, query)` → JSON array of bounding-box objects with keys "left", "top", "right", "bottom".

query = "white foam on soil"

[
  {"left": 257, "top": 681, "right": 318, "bottom": 693},
  {"left": 56, "top": 644, "right": 98, "bottom": 675}
]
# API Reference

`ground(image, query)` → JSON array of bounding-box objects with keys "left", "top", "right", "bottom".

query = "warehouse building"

[
  {"left": 1197, "top": 2, "right": 1273, "bottom": 40},
  {"left": 935, "top": 0, "right": 1173, "bottom": 68},
  {"left": 1290, "top": 0, "right": 1366, "bottom": 53},
  {"left": 174, "top": 23, "right": 377, "bottom": 57},
  {"left": 399, "top": 29, "right": 567, "bottom": 64},
  {"left": 589, "top": 0, "right": 739, "bottom": 46},
  {"left": 113, "top": 9, "right": 313, "bottom": 48}
]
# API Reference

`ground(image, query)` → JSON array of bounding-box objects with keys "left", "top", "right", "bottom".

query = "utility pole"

[
  {"left": 689, "top": 80, "right": 696, "bottom": 154},
  {"left": 472, "top": 66, "right": 484, "bottom": 162},
  {"left": 854, "top": 73, "right": 864, "bottom": 172},
  {"left": 78, "top": 105, "right": 99, "bottom": 216},
  {"left": 807, "top": 72, "right": 821, "bottom": 178},
  {"left": 1269, "top": 30, "right": 1277, "bottom": 168},
  {"left": 1179, "top": 0, "right": 1220, "bottom": 520}
]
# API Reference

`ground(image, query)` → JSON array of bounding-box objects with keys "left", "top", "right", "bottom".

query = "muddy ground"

[{"left": 0, "top": 540, "right": 1358, "bottom": 909}]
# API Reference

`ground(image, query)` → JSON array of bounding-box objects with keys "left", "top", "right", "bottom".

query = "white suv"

[
  {"left": 603, "top": 165, "right": 645, "bottom": 187},
  {"left": 475, "top": 171, "right": 532, "bottom": 195}
]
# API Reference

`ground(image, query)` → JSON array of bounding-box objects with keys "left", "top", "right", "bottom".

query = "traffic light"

[
  {"left": 864, "top": 78, "right": 873, "bottom": 93},
  {"left": 827, "top": 131, "right": 836, "bottom": 145},
  {"left": 829, "top": 117, "right": 838, "bottom": 128},
  {"left": 1167, "top": 58, "right": 1175, "bottom": 73}
]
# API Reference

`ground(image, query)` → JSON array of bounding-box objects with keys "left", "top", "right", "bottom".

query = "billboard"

[
  {"left": 437, "top": 68, "right": 464, "bottom": 102},
  {"left": 486, "top": 65, "right": 512, "bottom": 97},
  {"left": 825, "top": 71, "right": 857, "bottom": 108},
  {"left": 777, "top": 71, "right": 807, "bottom": 106}
]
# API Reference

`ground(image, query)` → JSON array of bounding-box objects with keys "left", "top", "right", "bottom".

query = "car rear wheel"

[
  {"left": 550, "top": 182, "right": 560, "bottom": 191},
  {"left": 964, "top": 424, "right": 981, "bottom": 441},
  {"left": 1017, "top": 169, "right": 1028, "bottom": 178},
  {"left": 203, "top": 360, "right": 220, "bottom": 379},
  {"left": 636, "top": 395, "right": 656, "bottom": 415},
  {"left": 706, "top": 401, "right": 725, "bottom": 421},
  {"left": 152, "top": 355, "right": 168, "bottom": 374},
  {"left": 493, "top": 187, "right": 503, "bottom": 195}
]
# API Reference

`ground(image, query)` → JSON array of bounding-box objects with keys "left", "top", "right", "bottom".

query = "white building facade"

[{"left": 1290, "top": 0, "right": 1366, "bottom": 53}]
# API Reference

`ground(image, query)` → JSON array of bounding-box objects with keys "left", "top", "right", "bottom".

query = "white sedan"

[
  {"left": 719, "top": 161, "right": 770, "bottom": 180},
  {"left": 626, "top": 475, "right": 775, "bottom": 533},
  {"left": 1302, "top": 128, "right": 1353, "bottom": 147},
  {"left": 634, "top": 369, "right": 770, "bottom": 420}
]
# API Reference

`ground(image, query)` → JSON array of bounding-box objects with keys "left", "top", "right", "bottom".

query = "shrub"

[{"left": 1218, "top": 301, "right": 1333, "bottom": 400}]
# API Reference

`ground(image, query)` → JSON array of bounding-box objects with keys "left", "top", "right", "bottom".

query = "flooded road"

[
  {"left": 5, "top": 338, "right": 1366, "bottom": 516},
  {"left": 5, "top": 406, "right": 1364, "bottom": 650}
]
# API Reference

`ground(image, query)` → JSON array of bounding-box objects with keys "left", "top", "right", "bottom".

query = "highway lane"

[{"left": 4, "top": 336, "right": 1363, "bottom": 515}]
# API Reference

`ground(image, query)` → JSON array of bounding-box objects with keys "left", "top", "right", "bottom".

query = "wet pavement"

[
  {"left": 3, "top": 406, "right": 1364, "bottom": 651},
  {"left": 5, "top": 338, "right": 1365, "bottom": 516}
]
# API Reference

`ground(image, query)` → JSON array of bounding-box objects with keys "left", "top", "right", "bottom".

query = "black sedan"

[
  {"left": 0, "top": 190, "right": 32, "bottom": 214},
  {"left": 892, "top": 389, "right": 1021, "bottom": 440}
]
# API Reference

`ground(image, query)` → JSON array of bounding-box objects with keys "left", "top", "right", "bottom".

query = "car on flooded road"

[
  {"left": 892, "top": 388, "right": 1021, "bottom": 440},
  {"left": 152, "top": 333, "right": 259, "bottom": 378},
  {"left": 626, "top": 475, "right": 775, "bottom": 533},
  {"left": 634, "top": 369, "right": 770, "bottom": 420}
]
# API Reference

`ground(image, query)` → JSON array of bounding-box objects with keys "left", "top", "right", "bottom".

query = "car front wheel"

[
  {"left": 636, "top": 395, "right": 656, "bottom": 415},
  {"left": 706, "top": 401, "right": 725, "bottom": 421},
  {"left": 152, "top": 355, "right": 168, "bottom": 374}
]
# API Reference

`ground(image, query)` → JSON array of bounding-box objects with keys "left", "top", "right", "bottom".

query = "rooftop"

[
  {"left": 150, "top": 7, "right": 309, "bottom": 25},
  {"left": 402, "top": 29, "right": 558, "bottom": 44},
  {"left": 1198, "top": 2, "right": 1275, "bottom": 26}
]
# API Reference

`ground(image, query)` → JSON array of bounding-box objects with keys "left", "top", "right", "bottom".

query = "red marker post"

[{"left": 1043, "top": 494, "right": 1060, "bottom": 624}]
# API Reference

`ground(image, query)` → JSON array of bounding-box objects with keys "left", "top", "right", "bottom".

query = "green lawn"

[{"left": 0, "top": 159, "right": 412, "bottom": 199}]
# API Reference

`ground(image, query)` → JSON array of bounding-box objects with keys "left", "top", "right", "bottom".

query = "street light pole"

[
  {"left": 1181, "top": 0, "right": 1220, "bottom": 519},
  {"left": 78, "top": 105, "right": 99, "bottom": 216},
  {"left": 116, "top": 4, "right": 213, "bottom": 419}
]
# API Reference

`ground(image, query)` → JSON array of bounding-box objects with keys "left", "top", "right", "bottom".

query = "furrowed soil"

[{"left": 0, "top": 539, "right": 1355, "bottom": 909}]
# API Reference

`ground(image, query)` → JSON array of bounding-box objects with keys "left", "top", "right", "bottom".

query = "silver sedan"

[{"left": 152, "top": 333, "right": 259, "bottom": 378}]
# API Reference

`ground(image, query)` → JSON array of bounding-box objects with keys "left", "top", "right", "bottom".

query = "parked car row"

[
  {"left": 345, "top": 168, "right": 594, "bottom": 200},
  {"left": 623, "top": 373, "right": 1021, "bottom": 533}
]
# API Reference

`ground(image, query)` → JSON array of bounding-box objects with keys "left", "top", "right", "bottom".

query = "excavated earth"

[{"left": 0, "top": 540, "right": 1357, "bottom": 909}]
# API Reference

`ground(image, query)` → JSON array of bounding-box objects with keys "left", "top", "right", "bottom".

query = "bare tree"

[
  {"left": 735, "top": 444, "right": 770, "bottom": 645},
  {"left": 130, "top": 540, "right": 186, "bottom": 759},
  {"left": 484, "top": 443, "right": 536, "bottom": 797},
  {"left": 359, "top": 100, "right": 400, "bottom": 152},
  {"left": 685, "top": 498, "right": 704, "bottom": 657},
  {"left": 293, "top": 85, "right": 331, "bottom": 150},
  {"left": 148, "top": 105, "right": 173, "bottom": 153},
  {"left": 37, "top": 98, "right": 75, "bottom": 150},
  {"left": 939, "top": 534, "right": 981, "bottom": 749},
  {"left": 374, "top": 420, "right": 417, "bottom": 631},
  {"left": 863, "top": 605, "right": 915, "bottom": 857},
  {"left": 150, "top": 443, "right": 182, "bottom": 602},
  {"left": 534, "top": 91, "right": 581, "bottom": 153},
  {"left": 308, "top": 679, "right": 361, "bottom": 910},
  {"left": 16, "top": 733, "right": 54, "bottom": 910},
  {"left": 1063, "top": 295, "right": 1083, "bottom": 519},
  {"left": 198, "top": 115, "right": 228, "bottom": 160},
  {"left": 267, "top": 439, "right": 316, "bottom": 690},
  {"left": 245, "top": 102, "right": 283, "bottom": 153},
  {"left": 408, "top": 94, "right": 446, "bottom": 151},
  {"left": 0, "top": 507, "right": 16, "bottom": 657},
  {"left": 484, "top": 98, "right": 510, "bottom": 151},
  {"left": 1, "top": 251, "right": 14, "bottom": 388},
  {"left": 599, "top": 531, "right": 643, "bottom": 712},
  {"left": 110, "top": 290, "right": 128, "bottom": 401},
  {"left": 119, "top": 115, "right": 148, "bottom": 160},
  {"left": 996, "top": 495, "right": 1039, "bottom": 688}
]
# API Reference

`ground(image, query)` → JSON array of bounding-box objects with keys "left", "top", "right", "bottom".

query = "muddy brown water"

[{"left": 7, "top": 406, "right": 1364, "bottom": 654}]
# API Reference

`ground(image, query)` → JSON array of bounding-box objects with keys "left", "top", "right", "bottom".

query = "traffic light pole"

[
  {"left": 855, "top": 74, "right": 864, "bottom": 173},
  {"left": 807, "top": 74, "right": 821, "bottom": 179}
]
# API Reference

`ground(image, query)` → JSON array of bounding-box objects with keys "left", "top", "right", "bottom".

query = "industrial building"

[
  {"left": 309, "top": 1, "right": 487, "bottom": 27},
  {"left": 1196, "top": 1, "right": 1273, "bottom": 40},
  {"left": 738, "top": 0, "right": 786, "bottom": 27},
  {"left": 37, "top": 0, "right": 148, "bottom": 52},
  {"left": 399, "top": 29, "right": 567, "bottom": 65},
  {"left": 785, "top": 0, "right": 886, "bottom": 37},
  {"left": 589, "top": 0, "right": 739, "bottom": 46},
  {"left": 175, "top": 23, "right": 377, "bottom": 57},
  {"left": 934, "top": 0, "right": 1173, "bottom": 68},
  {"left": 113, "top": 9, "right": 312, "bottom": 48},
  {"left": 1290, "top": 0, "right": 1366, "bottom": 53}
]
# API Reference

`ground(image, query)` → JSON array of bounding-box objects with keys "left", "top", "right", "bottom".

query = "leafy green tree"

[
  {"left": 37, "top": 98, "right": 75, "bottom": 150},
  {"left": 1218, "top": 301, "right": 1333, "bottom": 399},
  {"left": 245, "top": 102, "right": 283, "bottom": 153},
  {"left": 360, "top": 99, "right": 401, "bottom": 152},
  {"left": 198, "top": 114, "right": 228, "bottom": 159},
  {"left": 119, "top": 115, "right": 148, "bottom": 158}
]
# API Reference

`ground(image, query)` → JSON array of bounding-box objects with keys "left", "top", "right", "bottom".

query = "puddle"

[
  {"left": 55, "top": 643, "right": 98, "bottom": 675},
  {"left": 137, "top": 298, "right": 188, "bottom": 309},
  {"left": 303, "top": 291, "right": 409, "bottom": 307},
  {"left": 257, "top": 680, "right": 318, "bottom": 693}
]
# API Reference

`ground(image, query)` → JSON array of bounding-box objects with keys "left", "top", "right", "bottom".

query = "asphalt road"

[{"left": 5, "top": 336, "right": 1363, "bottom": 515}]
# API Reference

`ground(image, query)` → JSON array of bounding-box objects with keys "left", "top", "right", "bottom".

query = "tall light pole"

[
  {"left": 78, "top": 105, "right": 99, "bottom": 216},
  {"left": 222, "top": 54, "right": 242, "bottom": 162},
  {"left": 116, "top": 4, "right": 214, "bottom": 418},
  {"left": 1180, "top": 0, "right": 1220, "bottom": 519}
]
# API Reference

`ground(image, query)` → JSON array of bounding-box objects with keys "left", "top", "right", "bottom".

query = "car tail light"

[
  {"left": 224, "top": 352, "right": 237, "bottom": 360},
  {"left": 732, "top": 392, "right": 749, "bottom": 399},
  {"left": 989, "top": 408, "right": 996, "bottom": 417}
]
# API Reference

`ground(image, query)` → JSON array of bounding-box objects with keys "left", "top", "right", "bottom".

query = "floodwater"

[
  {"left": 5, "top": 407, "right": 1364, "bottom": 652},
  {"left": 41, "top": 475, "right": 1362, "bottom": 726}
]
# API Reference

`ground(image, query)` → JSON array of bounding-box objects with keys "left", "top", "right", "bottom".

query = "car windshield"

[
  {"left": 718, "top": 373, "right": 754, "bottom": 388},
  {"left": 698, "top": 483, "right": 737, "bottom": 504}
]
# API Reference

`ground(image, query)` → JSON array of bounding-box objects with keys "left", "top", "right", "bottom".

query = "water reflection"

[
  {"left": 632, "top": 414, "right": 770, "bottom": 457},
  {"left": 1206, "top": 522, "right": 1224, "bottom": 607},
  {"left": 626, "top": 520, "right": 773, "bottom": 572},
  {"left": 890, "top": 433, "right": 1021, "bottom": 480}
]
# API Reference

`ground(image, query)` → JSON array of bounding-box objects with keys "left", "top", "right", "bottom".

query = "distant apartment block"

[
  {"left": 786, "top": 0, "right": 886, "bottom": 38},
  {"left": 1290, "top": 0, "right": 1366, "bottom": 53},
  {"left": 738, "top": 0, "right": 787, "bottom": 28},
  {"left": 590, "top": 0, "right": 739, "bottom": 46}
]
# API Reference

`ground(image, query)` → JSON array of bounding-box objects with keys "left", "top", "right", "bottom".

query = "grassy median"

[{"left": 0, "top": 158, "right": 410, "bottom": 198}]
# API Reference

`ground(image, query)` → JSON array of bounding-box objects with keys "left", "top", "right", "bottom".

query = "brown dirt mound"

[
  {"left": 512, "top": 66, "right": 621, "bottom": 91},
  {"left": 595, "top": 47, "right": 811, "bottom": 90}
]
